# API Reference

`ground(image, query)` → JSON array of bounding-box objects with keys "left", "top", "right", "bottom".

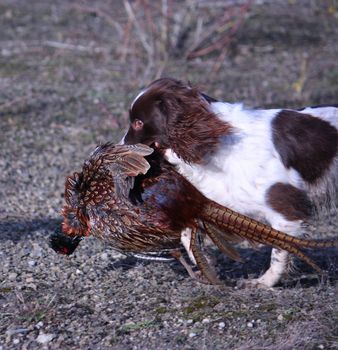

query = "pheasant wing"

[
  {"left": 88, "top": 143, "right": 154, "bottom": 197},
  {"left": 103, "top": 143, "right": 154, "bottom": 177},
  {"left": 91, "top": 143, "right": 153, "bottom": 176}
]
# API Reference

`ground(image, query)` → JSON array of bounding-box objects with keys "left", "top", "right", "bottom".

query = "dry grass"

[{"left": 69, "top": 0, "right": 252, "bottom": 86}]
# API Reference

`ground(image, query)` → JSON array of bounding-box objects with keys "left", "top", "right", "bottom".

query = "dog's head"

[{"left": 124, "top": 78, "right": 231, "bottom": 164}]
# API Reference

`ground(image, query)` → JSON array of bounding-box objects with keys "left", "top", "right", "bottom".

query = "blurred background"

[{"left": 0, "top": 1, "right": 337, "bottom": 349}]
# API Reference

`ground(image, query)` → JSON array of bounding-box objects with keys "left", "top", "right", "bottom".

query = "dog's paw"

[{"left": 236, "top": 278, "right": 276, "bottom": 291}]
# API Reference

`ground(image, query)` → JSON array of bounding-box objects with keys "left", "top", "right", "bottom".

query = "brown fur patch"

[
  {"left": 266, "top": 182, "right": 312, "bottom": 221},
  {"left": 125, "top": 78, "right": 231, "bottom": 164},
  {"left": 272, "top": 110, "right": 337, "bottom": 183}
]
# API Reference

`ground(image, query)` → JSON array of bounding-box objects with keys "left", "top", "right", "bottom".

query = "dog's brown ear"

[{"left": 158, "top": 86, "right": 232, "bottom": 164}]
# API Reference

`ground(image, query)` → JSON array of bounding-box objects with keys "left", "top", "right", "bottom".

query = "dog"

[{"left": 122, "top": 77, "right": 338, "bottom": 288}]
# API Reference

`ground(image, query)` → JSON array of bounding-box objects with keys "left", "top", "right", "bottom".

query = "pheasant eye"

[{"left": 132, "top": 119, "right": 144, "bottom": 131}]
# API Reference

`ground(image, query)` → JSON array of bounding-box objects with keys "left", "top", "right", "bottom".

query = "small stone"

[
  {"left": 101, "top": 252, "right": 108, "bottom": 260},
  {"left": 8, "top": 272, "right": 17, "bottom": 281},
  {"left": 187, "top": 319, "right": 193, "bottom": 324},
  {"left": 6, "top": 328, "right": 29, "bottom": 336},
  {"left": 30, "top": 244, "right": 43, "bottom": 258},
  {"left": 218, "top": 322, "right": 225, "bottom": 329},
  {"left": 36, "top": 321, "right": 43, "bottom": 329},
  {"left": 318, "top": 345, "right": 324, "bottom": 349},
  {"left": 1, "top": 49, "right": 10, "bottom": 56},
  {"left": 189, "top": 332, "right": 197, "bottom": 338},
  {"left": 247, "top": 322, "right": 254, "bottom": 328},
  {"left": 26, "top": 283, "right": 37, "bottom": 291},
  {"left": 277, "top": 314, "right": 284, "bottom": 321},
  {"left": 13, "top": 339, "right": 20, "bottom": 345},
  {"left": 26, "top": 277, "right": 34, "bottom": 283},
  {"left": 36, "top": 333, "right": 55, "bottom": 344},
  {"left": 28, "top": 260, "right": 36, "bottom": 267},
  {"left": 202, "top": 318, "right": 210, "bottom": 324}
]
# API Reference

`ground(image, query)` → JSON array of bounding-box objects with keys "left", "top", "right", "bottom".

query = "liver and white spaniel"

[{"left": 122, "top": 77, "right": 338, "bottom": 288}]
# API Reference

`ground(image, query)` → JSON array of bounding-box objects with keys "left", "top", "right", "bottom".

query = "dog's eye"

[{"left": 132, "top": 119, "right": 144, "bottom": 131}]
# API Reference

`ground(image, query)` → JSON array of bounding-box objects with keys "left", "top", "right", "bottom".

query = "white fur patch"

[
  {"left": 131, "top": 88, "right": 147, "bottom": 109},
  {"left": 118, "top": 132, "right": 127, "bottom": 145}
]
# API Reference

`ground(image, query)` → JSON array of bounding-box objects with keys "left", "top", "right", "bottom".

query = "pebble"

[
  {"left": 8, "top": 272, "right": 17, "bottom": 281},
  {"left": 26, "top": 283, "right": 37, "bottom": 290},
  {"left": 28, "top": 260, "right": 36, "bottom": 267},
  {"left": 36, "top": 321, "right": 44, "bottom": 329},
  {"left": 1, "top": 48, "right": 10, "bottom": 56},
  {"left": 247, "top": 322, "right": 254, "bottom": 328},
  {"left": 218, "top": 322, "right": 225, "bottom": 329},
  {"left": 36, "top": 333, "right": 55, "bottom": 344},
  {"left": 202, "top": 318, "right": 210, "bottom": 324},
  {"left": 13, "top": 339, "right": 20, "bottom": 345},
  {"left": 101, "top": 252, "right": 108, "bottom": 260},
  {"left": 189, "top": 332, "right": 197, "bottom": 338},
  {"left": 30, "top": 244, "right": 43, "bottom": 258},
  {"left": 277, "top": 314, "right": 284, "bottom": 321},
  {"left": 6, "top": 328, "right": 29, "bottom": 336}
]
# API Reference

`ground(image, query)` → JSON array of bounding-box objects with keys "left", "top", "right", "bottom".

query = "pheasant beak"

[{"left": 49, "top": 232, "right": 83, "bottom": 256}]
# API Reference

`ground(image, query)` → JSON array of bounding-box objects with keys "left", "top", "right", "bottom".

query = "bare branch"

[{"left": 123, "top": 0, "right": 154, "bottom": 58}]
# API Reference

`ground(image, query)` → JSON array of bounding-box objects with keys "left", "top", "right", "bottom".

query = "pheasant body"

[
  {"left": 62, "top": 144, "right": 185, "bottom": 257},
  {"left": 51, "top": 142, "right": 338, "bottom": 284}
]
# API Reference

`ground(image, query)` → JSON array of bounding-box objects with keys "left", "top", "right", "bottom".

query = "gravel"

[{"left": 0, "top": 1, "right": 337, "bottom": 349}]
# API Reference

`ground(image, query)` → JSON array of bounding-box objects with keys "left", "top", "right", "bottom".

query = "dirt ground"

[{"left": 0, "top": 0, "right": 337, "bottom": 349}]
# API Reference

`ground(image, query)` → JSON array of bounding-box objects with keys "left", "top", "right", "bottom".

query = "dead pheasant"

[{"left": 50, "top": 143, "right": 338, "bottom": 284}]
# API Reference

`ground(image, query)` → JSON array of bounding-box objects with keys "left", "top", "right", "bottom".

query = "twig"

[
  {"left": 123, "top": 0, "right": 154, "bottom": 58},
  {"left": 44, "top": 40, "right": 106, "bottom": 53},
  {"left": 0, "top": 94, "right": 34, "bottom": 114},
  {"left": 186, "top": 9, "right": 234, "bottom": 59},
  {"left": 70, "top": 3, "right": 123, "bottom": 38},
  {"left": 45, "top": 294, "right": 57, "bottom": 309},
  {"left": 119, "top": 18, "right": 133, "bottom": 62},
  {"left": 207, "top": 1, "right": 253, "bottom": 81},
  {"left": 14, "top": 290, "right": 25, "bottom": 305},
  {"left": 142, "top": 0, "right": 156, "bottom": 53},
  {"left": 188, "top": 1, "right": 252, "bottom": 60}
]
